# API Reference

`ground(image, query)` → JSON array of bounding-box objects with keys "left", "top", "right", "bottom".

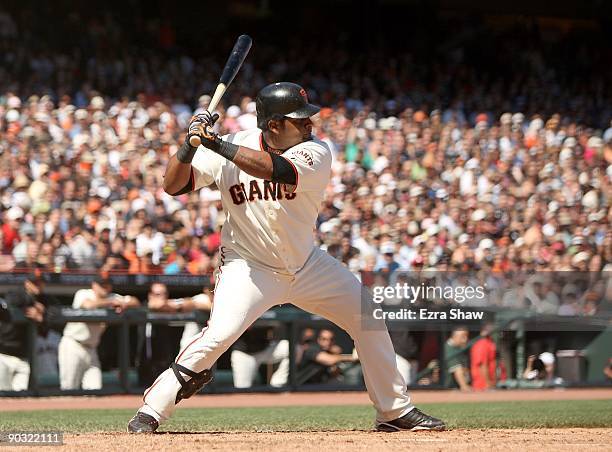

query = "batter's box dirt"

[{"left": 56, "top": 429, "right": 611, "bottom": 452}]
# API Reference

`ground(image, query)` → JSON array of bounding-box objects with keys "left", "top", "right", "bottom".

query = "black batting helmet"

[{"left": 256, "top": 82, "right": 320, "bottom": 130}]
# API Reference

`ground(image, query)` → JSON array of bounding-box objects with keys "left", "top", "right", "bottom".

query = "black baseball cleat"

[
  {"left": 376, "top": 408, "right": 446, "bottom": 432},
  {"left": 127, "top": 412, "right": 159, "bottom": 434}
]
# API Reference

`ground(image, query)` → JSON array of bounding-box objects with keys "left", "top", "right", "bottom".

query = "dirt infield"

[
  {"left": 48, "top": 429, "right": 612, "bottom": 451},
  {"left": 3, "top": 390, "right": 611, "bottom": 451},
  {"left": 1, "top": 388, "right": 611, "bottom": 412}
]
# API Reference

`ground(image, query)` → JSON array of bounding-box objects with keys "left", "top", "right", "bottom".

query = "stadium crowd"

[{"left": 0, "top": 7, "right": 610, "bottom": 314}]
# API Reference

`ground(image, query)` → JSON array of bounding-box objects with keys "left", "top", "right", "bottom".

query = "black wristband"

[
  {"left": 177, "top": 141, "right": 197, "bottom": 164},
  {"left": 209, "top": 140, "right": 239, "bottom": 162}
]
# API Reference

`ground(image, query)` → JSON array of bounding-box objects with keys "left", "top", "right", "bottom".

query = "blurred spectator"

[
  {"left": 0, "top": 274, "right": 56, "bottom": 391},
  {"left": 136, "top": 223, "right": 165, "bottom": 265},
  {"left": 58, "top": 275, "right": 139, "bottom": 390},
  {"left": 296, "top": 329, "right": 358, "bottom": 384},
  {"left": 326, "top": 234, "right": 360, "bottom": 267},
  {"left": 525, "top": 275, "right": 560, "bottom": 314},
  {"left": 375, "top": 242, "right": 400, "bottom": 273},
  {"left": 296, "top": 327, "right": 343, "bottom": 360},
  {"left": 163, "top": 253, "right": 187, "bottom": 275},
  {"left": 557, "top": 284, "right": 581, "bottom": 316},
  {"left": 237, "top": 101, "right": 257, "bottom": 130},
  {"left": 2, "top": 207, "right": 23, "bottom": 254},
  {"left": 137, "top": 252, "right": 164, "bottom": 275},
  {"left": 443, "top": 326, "right": 471, "bottom": 391},
  {"left": 146, "top": 282, "right": 202, "bottom": 314}
]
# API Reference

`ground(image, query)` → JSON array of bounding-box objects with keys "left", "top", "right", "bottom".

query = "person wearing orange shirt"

[{"left": 470, "top": 323, "right": 497, "bottom": 391}]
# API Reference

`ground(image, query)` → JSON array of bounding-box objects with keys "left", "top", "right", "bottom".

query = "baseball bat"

[{"left": 189, "top": 34, "right": 253, "bottom": 147}]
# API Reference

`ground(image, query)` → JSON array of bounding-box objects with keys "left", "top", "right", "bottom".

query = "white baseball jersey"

[
  {"left": 190, "top": 129, "right": 332, "bottom": 274},
  {"left": 62, "top": 289, "right": 117, "bottom": 347}
]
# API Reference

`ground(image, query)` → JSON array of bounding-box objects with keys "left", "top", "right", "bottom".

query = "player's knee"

[
  {"left": 183, "top": 333, "right": 235, "bottom": 361},
  {"left": 206, "top": 333, "right": 237, "bottom": 352}
]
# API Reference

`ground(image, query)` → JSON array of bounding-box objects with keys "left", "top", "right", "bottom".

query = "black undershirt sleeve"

[{"left": 271, "top": 154, "right": 297, "bottom": 185}]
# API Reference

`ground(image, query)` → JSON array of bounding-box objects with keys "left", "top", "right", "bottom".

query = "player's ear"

[{"left": 268, "top": 119, "right": 283, "bottom": 134}]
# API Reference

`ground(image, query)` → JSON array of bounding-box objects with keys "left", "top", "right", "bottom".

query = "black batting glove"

[
  {"left": 189, "top": 123, "right": 239, "bottom": 162},
  {"left": 178, "top": 112, "right": 221, "bottom": 164},
  {"left": 188, "top": 111, "right": 220, "bottom": 134},
  {"left": 189, "top": 123, "right": 223, "bottom": 152}
]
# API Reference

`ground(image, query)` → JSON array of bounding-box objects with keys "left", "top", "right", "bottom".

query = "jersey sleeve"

[
  {"left": 281, "top": 140, "right": 332, "bottom": 193},
  {"left": 190, "top": 145, "right": 226, "bottom": 190},
  {"left": 72, "top": 289, "right": 91, "bottom": 309},
  {"left": 190, "top": 133, "right": 241, "bottom": 190}
]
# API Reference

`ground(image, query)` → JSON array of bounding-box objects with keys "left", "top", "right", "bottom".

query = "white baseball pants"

[
  {"left": 58, "top": 336, "right": 102, "bottom": 390},
  {"left": 395, "top": 354, "right": 419, "bottom": 386},
  {"left": 0, "top": 353, "right": 30, "bottom": 391},
  {"left": 231, "top": 339, "right": 289, "bottom": 388},
  {"left": 180, "top": 322, "right": 203, "bottom": 351},
  {"left": 141, "top": 247, "right": 413, "bottom": 422}
]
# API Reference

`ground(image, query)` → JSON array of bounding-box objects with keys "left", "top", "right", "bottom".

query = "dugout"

[{"left": 1, "top": 272, "right": 610, "bottom": 397}]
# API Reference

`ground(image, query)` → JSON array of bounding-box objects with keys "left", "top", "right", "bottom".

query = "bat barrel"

[
  {"left": 219, "top": 35, "right": 252, "bottom": 86},
  {"left": 187, "top": 35, "right": 252, "bottom": 149}
]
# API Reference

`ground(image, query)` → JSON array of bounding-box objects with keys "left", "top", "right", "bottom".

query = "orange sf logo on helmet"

[{"left": 299, "top": 88, "right": 308, "bottom": 100}]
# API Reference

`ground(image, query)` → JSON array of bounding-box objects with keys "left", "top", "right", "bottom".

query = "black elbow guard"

[{"left": 271, "top": 154, "right": 297, "bottom": 185}]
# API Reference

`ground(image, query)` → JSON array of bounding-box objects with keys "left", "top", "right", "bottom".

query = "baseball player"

[
  {"left": 0, "top": 275, "right": 50, "bottom": 391},
  {"left": 231, "top": 330, "right": 289, "bottom": 388},
  {"left": 59, "top": 275, "right": 140, "bottom": 390},
  {"left": 128, "top": 82, "right": 445, "bottom": 433}
]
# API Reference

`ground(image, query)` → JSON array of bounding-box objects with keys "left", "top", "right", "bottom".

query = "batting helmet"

[{"left": 256, "top": 82, "right": 320, "bottom": 130}]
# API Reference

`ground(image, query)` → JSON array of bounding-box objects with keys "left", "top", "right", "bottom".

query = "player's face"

[
  {"left": 454, "top": 330, "right": 469, "bottom": 347},
  {"left": 149, "top": 284, "right": 168, "bottom": 301},
  {"left": 317, "top": 330, "right": 334, "bottom": 351},
  {"left": 275, "top": 117, "right": 313, "bottom": 149},
  {"left": 93, "top": 282, "right": 111, "bottom": 298}
]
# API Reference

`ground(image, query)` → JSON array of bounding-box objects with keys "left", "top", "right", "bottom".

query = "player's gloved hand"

[
  {"left": 177, "top": 111, "right": 221, "bottom": 164},
  {"left": 188, "top": 111, "right": 220, "bottom": 135},
  {"left": 182, "top": 110, "right": 239, "bottom": 163},
  {"left": 187, "top": 112, "right": 220, "bottom": 145},
  {"left": 188, "top": 120, "right": 223, "bottom": 151}
]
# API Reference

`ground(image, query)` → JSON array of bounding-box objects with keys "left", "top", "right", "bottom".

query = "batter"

[{"left": 128, "top": 82, "right": 445, "bottom": 433}]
